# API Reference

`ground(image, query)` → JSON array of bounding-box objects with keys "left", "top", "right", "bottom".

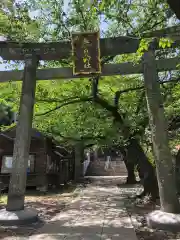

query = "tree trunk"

[
  {"left": 143, "top": 49, "right": 180, "bottom": 213},
  {"left": 123, "top": 158, "right": 137, "bottom": 184},
  {"left": 117, "top": 146, "right": 141, "bottom": 184},
  {"left": 74, "top": 142, "right": 84, "bottom": 182},
  {"left": 175, "top": 150, "right": 180, "bottom": 194},
  {"left": 127, "top": 139, "right": 159, "bottom": 200},
  {"left": 94, "top": 85, "right": 157, "bottom": 199}
]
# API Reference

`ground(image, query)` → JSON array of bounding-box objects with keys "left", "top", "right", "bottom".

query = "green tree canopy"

[{"left": 0, "top": 0, "right": 180, "bottom": 149}]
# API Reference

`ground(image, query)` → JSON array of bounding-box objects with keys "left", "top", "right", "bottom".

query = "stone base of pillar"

[
  {"left": 147, "top": 210, "right": 180, "bottom": 231},
  {"left": 0, "top": 208, "right": 38, "bottom": 226}
]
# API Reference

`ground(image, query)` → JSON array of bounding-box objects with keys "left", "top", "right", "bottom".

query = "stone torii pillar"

[
  {"left": 6, "top": 54, "right": 38, "bottom": 212},
  {"left": 143, "top": 47, "right": 180, "bottom": 230}
]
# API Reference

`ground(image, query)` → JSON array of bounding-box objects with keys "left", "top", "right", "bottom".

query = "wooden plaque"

[{"left": 71, "top": 31, "right": 101, "bottom": 75}]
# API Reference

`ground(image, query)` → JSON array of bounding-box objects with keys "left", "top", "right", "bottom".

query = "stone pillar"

[
  {"left": 143, "top": 48, "right": 180, "bottom": 213},
  {"left": 6, "top": 54, "right": 38, "bottom": 211}
]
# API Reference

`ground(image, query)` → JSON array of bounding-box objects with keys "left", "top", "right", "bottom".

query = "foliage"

[
  {"left": 0, "top": 103, "right": 13, "bottom": 127},
  {"left": 0, "top": 0, "right": 180, "bottom": 150},
  {"left": 0, "top": 1, "right": 39, "bottom": 41}
]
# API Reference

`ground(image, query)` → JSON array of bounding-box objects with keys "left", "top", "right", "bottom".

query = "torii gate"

[{"left": 0, "top": 29, "right": 180, "bottom": 225}]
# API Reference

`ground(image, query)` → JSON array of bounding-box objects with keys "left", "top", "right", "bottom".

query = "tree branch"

[
  {"left": 36, "top": 96, "right": 81, "bottom": 103},
  {"left": 114, "top": 76, "right": 180, "bottom": 109},
  {"left": 35, "top": 76, "right": 180, "bottom": 129},
  {"left": 114, "top": 86, "right": 144, "bottom": 109},
  {"left": 76, "top": 0, "right": 88, "bottom": 31},
  {"left": 95, "top": 96, "right": 130, "bottom": 139},
  {"left": 35, "top": 96, "right": 92, "bottom": 116},
  {"left": 95, "top": 96, "right": 125, "bottom": 125}
]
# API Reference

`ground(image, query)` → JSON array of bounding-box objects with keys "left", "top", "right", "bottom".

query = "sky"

[{"left": 0, "top": 0, "right": 108, "bottom": 71}]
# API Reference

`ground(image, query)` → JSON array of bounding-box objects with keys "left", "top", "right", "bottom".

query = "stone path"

[{"left": 29, "top": 183, "right": 137, "bottom": 240}]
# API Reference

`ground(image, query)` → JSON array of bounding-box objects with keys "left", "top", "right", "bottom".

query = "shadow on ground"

[
  {"left": 123, "top": 185, "right": 180, "bottom": 240},
  {"left": 28, "top": 184, "right": 137, "bottom": 240},
  {"left": 0, "top": 183, "right": 83, "bottom": 239}
]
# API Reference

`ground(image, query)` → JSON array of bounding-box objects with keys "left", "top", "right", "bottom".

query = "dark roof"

[
  {"left": 0, "top": 126, "right": 71, "bottom": 151},
  {"left": 0, "top": 126, "right": 48, "bottom": 141}
]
